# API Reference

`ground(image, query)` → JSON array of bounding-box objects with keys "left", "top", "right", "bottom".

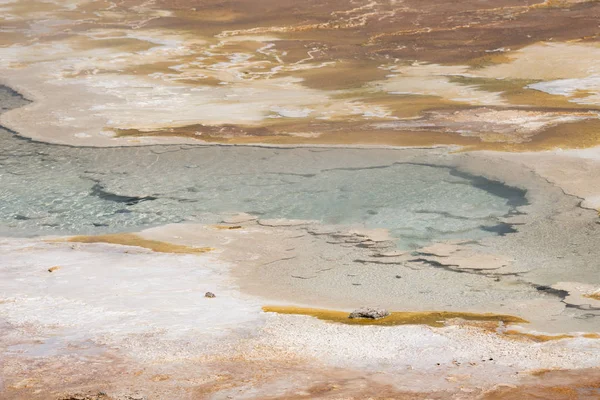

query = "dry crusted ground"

[{"left": 0, "top": 0, "right": 599, "bottom": 149}]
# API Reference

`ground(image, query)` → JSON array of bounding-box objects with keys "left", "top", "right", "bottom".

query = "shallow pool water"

[{"left": 0, "top": 128, "right": 526, "bottom": 248}]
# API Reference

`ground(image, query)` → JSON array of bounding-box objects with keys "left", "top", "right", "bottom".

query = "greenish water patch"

[{"left": 0, "top": 129, "right": 525, "bottom": 249}]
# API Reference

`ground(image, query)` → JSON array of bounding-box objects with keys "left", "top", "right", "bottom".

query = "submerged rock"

[{"left": 348, "top": 307, "right": 390, "bottom": 320}]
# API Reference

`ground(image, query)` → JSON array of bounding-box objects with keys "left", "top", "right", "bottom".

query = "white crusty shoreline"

[{"left": 2, "top": 221, "right": 600, "bottom": 399}]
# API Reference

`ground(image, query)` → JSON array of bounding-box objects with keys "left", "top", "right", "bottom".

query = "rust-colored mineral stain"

[
  {"left": 67, "top": 233, "right": 213, "bottom": 254},
  {"left": 262, "top": 306, "right": 527, "bottom": 327}
]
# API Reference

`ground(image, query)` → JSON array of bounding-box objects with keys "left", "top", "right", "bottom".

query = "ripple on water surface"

[{"left": 0, "top": 130, "right": 526, "bottom": 248}]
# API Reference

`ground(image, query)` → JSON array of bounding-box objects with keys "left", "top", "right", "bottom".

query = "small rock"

[
  {"left": 48, "top": 266, "right": 61, "bottom": 273},
  {"left": 204, "top": 292, "right": 216, "bottom": 298},
  {"left": 348, "top": 307, "right": 390, "bottom": 320}
]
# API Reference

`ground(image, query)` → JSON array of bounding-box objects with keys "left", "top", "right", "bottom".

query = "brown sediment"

[
  {"left": 152, "top": 0, "right": 600, "bottom": 65},
  {"left": 448, "top": 76, "right": 600, "bottom": 111},
  {"left": 0, "top": 32, "right": 29, "bottom": 47},
  {"left": 115, "top": 125, "right": 480, "bottom": 147},
  {"left": 288, "top": 60, "right": 390, "bottom": 91},
  {"left": 262, "top": 306, "right": 527, "bottom": 327},
  {"left": 258, "top": 381, "right": 434, "bottom": 400},
  {"left": 66, "top": 233, "right": 213, "bottom": 254},
  {"left": 69, "top": 37, "right": 157, "bottom": 53},
  {"left": 114, "top": 116, "right": 600, "bottom": 152},
  {"left": 466, "top": 53, "right": 516, "bottom": 69},
  {"left": 3, "top": 0, "right": 600, "bottom": 149},
  {"left": 188, "top": 359, "right": 441, "bottom": 400},
  {"left": 477, "top": 119, "right": 600, "bottom": 152},
  {"left": 481, "top": 368, "right": 600, "bottom": 400},
  {"left": 7, "top": 356, "right": 600, "bottom": 400},
  {"left": 368, "top": 1, "right": 600, "bottom": 64},
  {"left": 354, "top": 93, "right": 473, "bottom": 119},
  {"left": 529, "top": 368, "right": 560, "bottom": 377}
]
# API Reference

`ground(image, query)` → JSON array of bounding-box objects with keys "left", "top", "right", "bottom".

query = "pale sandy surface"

[
  {"left": 484, "top": 147, "right": 600, "bottom": 210},
  {"left": 2, "top": 225, "right": 600, "bottom": 399}
]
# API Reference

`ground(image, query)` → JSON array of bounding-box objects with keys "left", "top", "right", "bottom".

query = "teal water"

[{"left": 0, "top": 128, "right": 525, "bottom": 249}]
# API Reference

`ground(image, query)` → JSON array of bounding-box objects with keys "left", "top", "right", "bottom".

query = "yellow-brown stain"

[
  {"left": 354, "top": 93, "right": 473, "bottom": 120},
  {"left": 529, "top": 368, "right": 559, "bottom": 377},
  {"left": 114, "top": 123, "right": 482, "bottom": 148},
  {"left": 112, "top": 70, "right": 600, "bottom": 152},
  {"left": 262, "top": 306, "right": 527, "bottom": 327},
  {"left": 584, "top": 293, "right": 600, "bottom": 301},
  {"left": 479, "top": 119, "right": 600, "bottom": 152},
  {"left": 115, "top": 116, "right": 600, "bottom": 152},
  {"left": 503, "top": 330, "right": 600, "bottom": 342},
  {"left": 288, "top": 60, "right": 390, "bottom": 91},
  {"left": 448, "top": 76, "right": 600, "bottom": 111},
  {"left": 67, "top": 233, "right": 213, "bottom": 254},
  {"left": 47, "top": 266, "right": 61, "bottom": 273},
  {"left": 466, "top": 53, "right": 516, "bottom": 69},
  {"left": 150, "top": 374, "right": 171, "bottom": 382},
  {"left": 503, "top": 330, "right": 573, "bottom": 342},
  {"left": 212, "top": 225, "right": 243, "bottom": 230}
]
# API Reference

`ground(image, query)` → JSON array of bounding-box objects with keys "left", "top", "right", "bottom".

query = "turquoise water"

[{"left": 0, "top": 127, "right": 525, "bottom": 248}]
